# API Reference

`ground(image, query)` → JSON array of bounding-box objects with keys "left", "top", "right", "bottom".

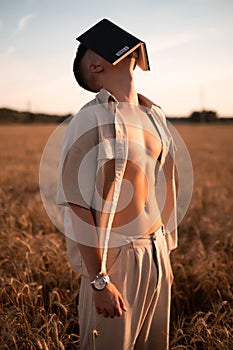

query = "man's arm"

[
  {"left": 69, "top": 203, "right": 101, "bottom": 279},
  {"left": 160, "top": 146, "right": 177, "bottom": 285},
  {"left": 161, "top": 145, "right": 177, "bottom": 253},
  {"left": 69, "top": 203, "right": 127, "bottom": 318}
]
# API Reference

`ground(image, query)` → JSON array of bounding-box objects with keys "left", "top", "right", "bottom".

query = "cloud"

[{"left": 16, "top": 13, "right": 37, "bottom": 32}]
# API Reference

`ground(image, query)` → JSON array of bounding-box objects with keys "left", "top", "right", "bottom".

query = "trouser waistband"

[
  {"left": 123, "top": 225, "right": 165, "bottom": 248},
  {"left": 108, "top": 225, "right": 165, "bottom": 248},
  {"left": 150, "top": 224, "right": 165, "bottom": 239}
]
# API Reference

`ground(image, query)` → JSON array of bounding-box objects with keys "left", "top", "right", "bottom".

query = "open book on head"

[{"left": 77, "top": 18, "right": 150, "bottom": 71}]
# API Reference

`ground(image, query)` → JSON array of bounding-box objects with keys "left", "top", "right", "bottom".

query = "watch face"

[
  {"left": 95, "top": 277, "right": 106, "bottom": 290},
  {"left": 93, "top": 275, "right": 110, "bottom": 291}
]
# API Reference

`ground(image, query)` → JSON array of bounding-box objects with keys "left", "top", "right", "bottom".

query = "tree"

[{"left": 189, "top": 110, "right": 218, "bottom": 122}]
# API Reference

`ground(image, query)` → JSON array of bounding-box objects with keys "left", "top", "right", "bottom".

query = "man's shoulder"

[
  {"left": 79, "top": 97, "right": 98, "bottom": 111},
  {"left": 151, "top": 104, "right": 166, "bottom": 119},
  {"left": 71, "top": 92, "right": 111, "bottom": 127},
  {"left": 74, "top": 93, "right": 108, "bottom": 119},
  {"left": 70, "top": 97, "right": 99, "bottom": 126},
  {"left": 62, "top": 92, "right": 111, "bottom": 145},
  {"left": 138, "top": 93, "right": 161, "bottom": 109},
  {"left": 60, "top": 98, "right": 98, "bottom": 146},
  {"left": 138, "top": 93, "right": 166, "bottom": 123}
]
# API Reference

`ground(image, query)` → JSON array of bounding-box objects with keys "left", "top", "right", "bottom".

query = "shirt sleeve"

[
  {"left": 164, "top": 139, "right": 178, "bottom": 252},
  {"left": 160, "top": 111, "right": 178, "bottom": 252},
  {"left": 57, "top": 110, "right": 98, "bottom": 209}
]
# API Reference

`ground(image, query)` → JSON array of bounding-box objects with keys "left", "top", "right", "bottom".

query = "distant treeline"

[
  {"left": 0, "top": 108, "right": 70, "bottom": 124},
  {"left": 168, "top": 110, "right": 233, "bottom": 123},
  {"left": 0, "top": 107, "right": 232, "bottom": 124}
]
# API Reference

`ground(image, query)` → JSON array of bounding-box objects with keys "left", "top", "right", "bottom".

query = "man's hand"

[{"left": 93, "top": 282, "right": 127, "bottom": 318}]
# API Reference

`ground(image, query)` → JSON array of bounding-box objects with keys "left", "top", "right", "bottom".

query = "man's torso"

[{"left": 103, "top": 103, "right": 163, "bottom": 237}]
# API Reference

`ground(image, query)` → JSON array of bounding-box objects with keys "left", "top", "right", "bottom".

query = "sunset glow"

[{"left": 0, "top": 0, "right": 232, "bottom": 116}]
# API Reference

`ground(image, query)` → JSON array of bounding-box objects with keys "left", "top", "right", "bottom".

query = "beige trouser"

[{"left": 78, "top": 226, "right": 171, "bottom": 350}]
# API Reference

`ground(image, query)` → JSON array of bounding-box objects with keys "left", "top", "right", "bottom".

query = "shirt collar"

[
  {"left": 96, "top": 88, "right": 161, "bottom": 112},
  {"left": 96, "top": 89, "right": 117, "bottom": 105}
]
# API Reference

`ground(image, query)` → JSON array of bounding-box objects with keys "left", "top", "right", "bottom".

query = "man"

[{"left": 57, "top": 20, "right": 177, "bottom": 350}]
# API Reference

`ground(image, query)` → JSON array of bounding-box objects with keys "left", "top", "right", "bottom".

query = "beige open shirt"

[{"left": 57, "top": 88, "right": 177, "bottom": 275}]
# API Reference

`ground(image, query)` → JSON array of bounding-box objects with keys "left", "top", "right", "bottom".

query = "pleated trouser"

[{"left": 78, "top": 226, "right": 171, "bottom": 350}]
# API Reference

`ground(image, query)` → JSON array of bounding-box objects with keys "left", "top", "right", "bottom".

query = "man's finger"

[
  {"left": 96, "top": 307, "right": 102, "bottom": 314},
  {"left": 118, "top": 295, "right": 127, "bottom": 312},
  {"left": 114, "top": 308, "right": 122, "bottom": 317},
  {"left": 106, "top": 306, "right": 116, "bottom": 319},
  {"left": 102, "top": 310, "right": 109, "bottom": 318},
  {"left": 114, "top": 302, "right": 122, "bottom": 317}
]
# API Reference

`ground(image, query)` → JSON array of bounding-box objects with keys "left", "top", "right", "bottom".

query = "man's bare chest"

[{"left": 120, "top": 107, "right": 162, "bottom": 161}]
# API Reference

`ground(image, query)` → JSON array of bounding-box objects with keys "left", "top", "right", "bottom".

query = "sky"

[{"left": 0, "top": 0, "right": 232, "bottom": 117}]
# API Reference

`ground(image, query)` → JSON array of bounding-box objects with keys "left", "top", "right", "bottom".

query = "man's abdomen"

[{"left": 112, "top": 160, "right": 162, "bottom": 237}]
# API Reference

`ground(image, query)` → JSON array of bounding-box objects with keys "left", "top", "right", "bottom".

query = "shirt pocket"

[{"left": 97, "top": 137, "right": 115, "bottom": 160}]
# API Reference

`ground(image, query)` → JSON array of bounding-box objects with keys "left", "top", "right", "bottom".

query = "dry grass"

[{"left": 0, "top": 124, "right": 232, "bottom": 349}]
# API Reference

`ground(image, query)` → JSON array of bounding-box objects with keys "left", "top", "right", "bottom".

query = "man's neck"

[{"left": 103, "top": 73, "right": 138, "bottom": 105}]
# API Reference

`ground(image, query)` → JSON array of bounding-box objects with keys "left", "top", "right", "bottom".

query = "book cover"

[{"left": 77, "top": 18, "right": 150, "bottom": 71}]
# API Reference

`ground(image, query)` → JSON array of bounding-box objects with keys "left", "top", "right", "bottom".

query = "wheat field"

[{"left": 0, "top": 123, "right": 232, "bottom": 349}]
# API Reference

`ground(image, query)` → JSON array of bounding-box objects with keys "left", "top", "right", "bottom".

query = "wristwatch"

[{"left": 90, "top": 273, "right": 110, "bottom": 291}]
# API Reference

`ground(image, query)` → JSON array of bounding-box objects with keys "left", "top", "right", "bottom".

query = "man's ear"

[{"left": 89, "top": 64, "right": 104, "bottom": 73}]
